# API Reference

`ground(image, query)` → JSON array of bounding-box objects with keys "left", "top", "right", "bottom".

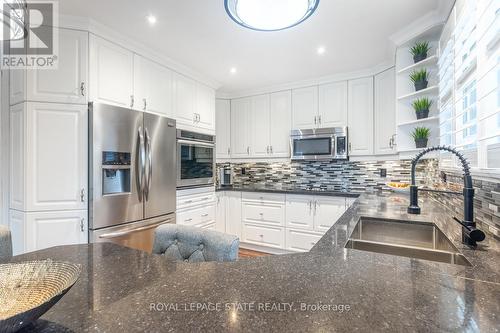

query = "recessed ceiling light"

[
  {"left": 317, "top": 46, "right": 326, "bottom": 55},
  {"left": 147, "top": 14, "right": 157, "bottom": 25},
  {"left": 225, "top": 0, "right": 320, "bottom": 32},
  {"left": 230, "top": 67, "right": 237, "bottom": 74}
]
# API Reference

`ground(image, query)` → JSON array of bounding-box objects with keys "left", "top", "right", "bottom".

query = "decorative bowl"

[
  {"left": 0, "top": 260, "right": 81, "bottom": 333},
  {"left": 387, "top": 182, "right": 411, "bottom": 193}
]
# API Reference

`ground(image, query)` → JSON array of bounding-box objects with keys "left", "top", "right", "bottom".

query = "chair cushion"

[{"left": 152, "top": 224, "right": 239, "bottom": 263}]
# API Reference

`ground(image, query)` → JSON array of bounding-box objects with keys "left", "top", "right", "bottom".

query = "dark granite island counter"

[{"left": 8, "top": 192, "right": 500, "bottom": 333}]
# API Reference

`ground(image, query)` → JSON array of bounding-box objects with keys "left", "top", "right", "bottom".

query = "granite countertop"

[
  {"left": 8, "top": 192, "right": 500, "bottom": 332},
  {"left": 216, "top": 184, "right": 360, "bottom": 197}
]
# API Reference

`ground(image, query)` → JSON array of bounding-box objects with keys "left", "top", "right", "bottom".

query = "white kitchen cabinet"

[
  {"left": 215, "top": 192, "right": 226, "bottom": 232},
  {"left": 230, "top": 97, "right": 252, "bottom": 158},
  {"left": 10, "top": 210, "right": 88, "bottom": 254},
  {"left": 216, "top": 99, "right": 231, "bottom": 159},
  {"left": 250, "top": 94, "right": 271, "bottom": 157},
  {"left": 241, "top": 223, "right": 285, "bottom": 249},
  {"left": 292, "top": 86, "right": 318, "bottom": 129},
  {"left": 285, "top": 228, "right": 323, "bottom": 252},
  {"left": 318, "top": 81, "right": 348, "bottom": 127},
  {"left": 242, "top": 196, "right": 285, "bottom": 227},
  {"left": 225, "top": 192, "right": 242, "bottom": 238},
  {"left": 348, "top": 77, "right": 374, "bottom": 156},
  {"left": 285, "top": 195, "right": 314, "bottom": 230},
  {"left": 176, "top": 187, "right": 216, "bottom": 228},
  {"left": 133, "top": 54, "right": 173, "bottom": 116},
  {"left": 374, "top": 68, "right": 397, "bottom": 155},
  {"left": 269, "top": 90, "right": 292, "bottom": 157},
  {"left": 313, "top": 197, "right": 347, "bottom": 232},
  {"left": 89, "top": 35, "right": 134, "bottom": 108},
  {"left": 196, "top": 83, "right": 216, "bottom": 131},
  {"left": 10, "top": 28, "right": 88, "bottom": 105},
  {"left": 10, "top": 102, "right": 88, "bottom": 212},
  {"left": 173, "top": 72, "right": 197, "bottom": 124}
]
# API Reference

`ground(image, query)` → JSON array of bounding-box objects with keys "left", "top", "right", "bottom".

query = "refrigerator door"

[
  {"left": 89, "top": 103, "right": 145, "bottom": 230},
  {"left": 143, "top": 113, "right": 177, "bottom": 219}
]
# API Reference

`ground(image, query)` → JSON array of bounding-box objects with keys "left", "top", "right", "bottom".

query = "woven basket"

[{"left": 0, "top": 260, "right": 81, "bottom": 333}]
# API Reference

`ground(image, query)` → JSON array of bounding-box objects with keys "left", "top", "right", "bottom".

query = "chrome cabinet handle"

[
  {"left": 136, "top": 127, "right": 145, "bottom": 202},
  {"left": 389, "top": 134, "right": 397, "bottom": 149},
  {"left": 201, "top": 213, "right": 209, "bottom": 217},
  {"left": 143, "top": 98, "right": 147, "bottom": 111},
  {"left": 80, "top": 188, "right": 85, "bottom": 202},
  {"left": 185, "top": 218, "right": 193, "bottom": 222},
  {"left": 130, "top": 95, "right": 135, "bottom": 108},
  {"left": 197, "top": 114, "right": 201, "bottom": 122},
  {"left": 318, "top": 115, "right": 322, "bottom": 124},
  {"left": 266, "top": 146, "right": 270, "bottom": 154},
  {"left": 247, "top": 146, "right": 250, "bottom": 155},
  {"left": 144, "top": 128, "right": 153, "bottom": 201},
  {"left": 227, "top": 148, "right": 230, "bottom": 155},
  {"left": 270, "top": 146, "right": 273, "bottom": 154},
  {"left": 80, "top": 218, "right": 85, "bottom": 232},
  {"left": 80, "top": 82, "right": 85, "bottom": 96},
  {"left": 314, "top": 116, "right": 317, "bottom": 125},
  {"left": 348, "top": 142, "right": 352, "bottom": 153}
]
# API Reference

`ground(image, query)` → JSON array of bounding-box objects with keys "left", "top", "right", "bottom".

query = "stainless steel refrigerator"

[{"left": 89, "top": 103, "right": 176, "bottom": 252}]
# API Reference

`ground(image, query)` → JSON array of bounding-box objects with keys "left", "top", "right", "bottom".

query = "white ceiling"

[{"left": 58, "top": 0, "right": 452, "bottom": 94}]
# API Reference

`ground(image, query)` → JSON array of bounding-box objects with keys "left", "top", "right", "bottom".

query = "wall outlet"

[
  {"left": 241, "top": 167, "right": 246, "bottom": 175},
  {"left": 380, "top": 168, "right": 387, "bottom": 177}
]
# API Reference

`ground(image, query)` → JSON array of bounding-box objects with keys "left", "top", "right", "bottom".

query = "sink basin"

[{"left": 345, "top": 217, "right": 471, "bottom": 266}]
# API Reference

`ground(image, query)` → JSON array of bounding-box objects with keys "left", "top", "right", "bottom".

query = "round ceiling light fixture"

[{"left": 224, "top": 0, "right": 320, "bottom": 32}]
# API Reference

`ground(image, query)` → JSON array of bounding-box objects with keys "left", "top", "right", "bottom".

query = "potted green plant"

[
  {"left": 410, "top": 41, "right": 430, "bottom": 63},
  {"left": 411, "top": 97, "right": 432, "bottom": 119},
  {"left": 411, "top": 127, "right": 431, "bottom": 148},
  {"left": 410, "top": 69, "right": 429, "bottom": 91}
]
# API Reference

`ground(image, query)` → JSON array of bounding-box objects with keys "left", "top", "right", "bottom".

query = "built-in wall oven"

[
  {"left": 177, "top": 130, "right": 215, "bottom": 188},
  {"left": 291, "top": 127, "right": 348, "bottom": 160}
]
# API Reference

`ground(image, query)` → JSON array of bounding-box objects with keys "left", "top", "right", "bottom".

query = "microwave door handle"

[
  {"left": 136, "top": 127, "right": 145, "bottom": 202},
  {"left": 145, "top": 128, "right": 153, "bottom": 200}
]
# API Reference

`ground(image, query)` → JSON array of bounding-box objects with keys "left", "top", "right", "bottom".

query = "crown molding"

[
  {"left": 58, "top": 14, "right": 221, "bottom": 90},
  {"left": 389, "top": 10, "right": 445, "bottom": 47},
  {"left": 216, "top": 60, "right": 395, "bottom": 99}
]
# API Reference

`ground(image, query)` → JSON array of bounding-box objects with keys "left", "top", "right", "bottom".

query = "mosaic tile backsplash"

[{"left": 218, "top": 159, "right": 500, "bottom": 238}]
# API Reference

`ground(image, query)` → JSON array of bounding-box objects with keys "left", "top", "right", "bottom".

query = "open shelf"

[
  {"left": 397, "top": 55, "right": 439, "bottom": 74},
  {"left": 397, "top": 85, "right": 439, "bottom": 100},
  {"left": 398, "top": 116, "right": 439, "bottom": 127}
]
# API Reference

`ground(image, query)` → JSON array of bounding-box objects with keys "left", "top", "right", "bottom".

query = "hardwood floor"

[{"left": 238, "top": 248, "right": 271, "bottom": 259}]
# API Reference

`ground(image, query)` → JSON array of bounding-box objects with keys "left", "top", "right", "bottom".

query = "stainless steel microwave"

[{"left": 290, "top": 127, "right": 348, "bottom": 160}]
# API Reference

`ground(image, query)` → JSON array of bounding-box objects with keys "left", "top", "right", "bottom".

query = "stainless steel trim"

[
  {"left": 144, "top": 128, "right": 152, "bottom": 201},
  {"left": 130, "top": 95, "right": 134, "bottom": 108},
  {"left": 80, "top": 82, "right": 85, "bottom": 96},
  {"left": 99, "top": 220, "right": 167, "bottom": 239},
  {"left": 177, "top": 139, "right": 215, "bottom": 148},
  {"left": 101, "top": 165, "right": 131, "bottom": 170},
  {"left": 137, "top": 127, "right": 146, "bottom": 202}
]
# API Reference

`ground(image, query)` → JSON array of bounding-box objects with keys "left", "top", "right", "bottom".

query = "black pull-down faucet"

[{"left": 407, "top": 146, "right": 485, "bottom": 247}]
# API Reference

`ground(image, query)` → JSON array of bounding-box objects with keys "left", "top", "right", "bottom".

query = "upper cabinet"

[
  {"left": 173, "top": 73, "right": 215, "bottom": 133},
  {"left": 292, "top": 86, "right": 318, "bottom": 129},
  {"left": 89, "top": 35, "right": 134, "bottom": 108},
  {"left": 216, "top": 99, "right": 231, "bottom": 159},
  {"left": 374, "top": 68, "right": 397, "bottom": 155},
  {"left": 231, "top": 97, "right": 252, "bottom": 158},
  {"left": 133, "top": 54, "right": 173, "bottom": 116},
  {"left": 250, "top": 94, "right": 271, "bottom": 157},
  {"left": 269, "top": 90, "right": 292, "bottom": 157},
  {"left": 318, "top": 81, "right": 348, "bottom": 128},
  {"left": 348, "top": 77, "right": 374, "bottom": 156},
  {"left": 10, "top": 28, "right": 88, "bottom": 105},
  {"left": 292, "top": 82, "right": 348, "bottom": 129}
]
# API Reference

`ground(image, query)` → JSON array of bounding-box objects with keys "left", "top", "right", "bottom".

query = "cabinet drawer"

[
  {"left": 177, "top": 192, "right": 215, "bottom": 209},
  {"left": 286, "top": 229, "right": 323, "bottom": 252},
  {"left": 242, "top": 223, "right": 285, "bottom": 249},
  {"left": 177, "top": 204, "right": 215, "bottom": 226},
  {"left": 241, "top": 192, "right": 285, "bottom": 204},
  {"left": 242, "top": 202, "right": 285, "bottom": 226}
]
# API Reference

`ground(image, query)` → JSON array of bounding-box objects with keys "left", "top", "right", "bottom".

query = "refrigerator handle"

[
  {"left": 144, "top": 128, "right": 153, "bottom": 201},
  {"left": 136, "top": 127, "right": 146, "bottom": 202}
]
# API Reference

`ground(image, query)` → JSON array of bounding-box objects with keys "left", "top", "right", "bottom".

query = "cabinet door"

[
  {"left": 196, "top": 83, "right": 216, "bottom": 131},
  {"left": 173, "top": 72, "right": 197, "bottom": 126},
  {"left": 348, "top": 77, "right": 374, "bottom": 156},
  {"left": 216, "top": 99, "right": 231, "bottom": 159},
  {"left": 242, "top": 223, "right": 285, "bottom": 249},
  {"left": 318, "top": 81, "right": 348, "bottom": 127},
  {"left": 89, "top": 35, "right": 134, "bottom": 108},
  {"left": 250, "top": 94, "right": 271, "bottom": 157},
  {"left": 269, "top": 90, "right": 292, "bottom": 157},
  {"left": 230, "top": 97, "right": 252, "bottom": 158},
  {"left": 27, "top": 29, "right": 88, "bottom": 105},
  {"left": 292, "top": 86, "right": 318, "bottom": 129},
  {"left": 286, "top": 229, "right": 323, "bottom": 252},
  {"left": 285, "top": 195, "right": 314, "bottom": 230},
  {"left": 134, "top": 55, "right": 173, "bottom": 116},
  {"left": 313, "top": 197, "right": 346, "bottom": 232},
  {"left": 26, "top": 210, "right": 87, "bottom": 252},
  {"left": 225, "top": 192, "right": 242, "bottom": 238},
  {"left": 215, "top": 192, "right": 226, "bottom": 232},
  {"left": 26, "top": 103, "right": 88, "bottom": 211},
  {"left": 374, "top": 68, "right": 396, "bottom": 155}
]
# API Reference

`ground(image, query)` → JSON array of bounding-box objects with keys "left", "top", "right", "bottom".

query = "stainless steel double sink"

[{"left": 345, "top": 217, "right": 472, "bottom": 266}]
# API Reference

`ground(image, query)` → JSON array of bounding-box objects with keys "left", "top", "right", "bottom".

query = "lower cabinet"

[
  {"left": 241, "top": 223, "right": 285, "bottom": 249},
  {"left": 177, "top": 187, "right": 216, "bottom": 229},
  {"left": 10, "top": 209, "right": 88, "bottom": 255},
  {"left": 215, "top": 192, "right": 226, "bottom": 232},
  {"left": 285, "top": 228, "right": 323, "bottom": 252}
]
